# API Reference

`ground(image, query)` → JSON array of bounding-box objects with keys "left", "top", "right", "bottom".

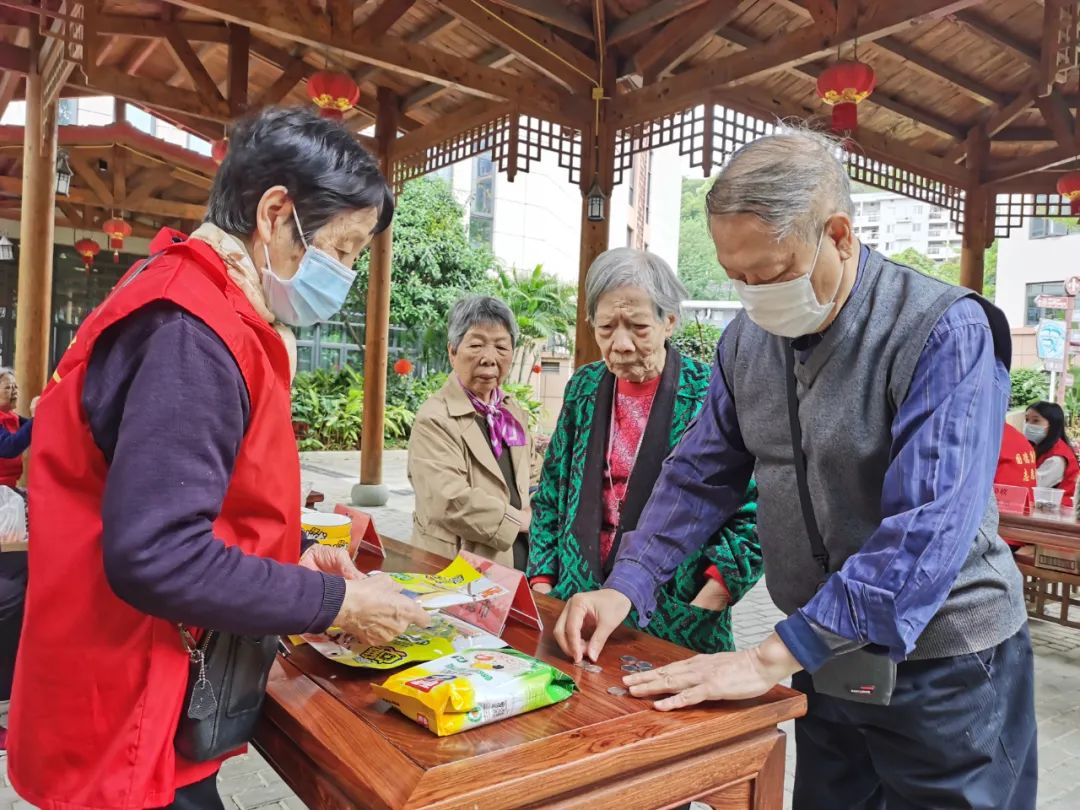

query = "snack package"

[
  {"left": 373, "top": 649, "right": 577, "bottom": 736},
  {"left": 299, "top": 613, "right": 507, "bottom": 670},
  {"left": 389, "top": 556, "right": 508, "bottom": 609}
]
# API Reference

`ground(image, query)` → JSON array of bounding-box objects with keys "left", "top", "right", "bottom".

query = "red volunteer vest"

[
  {"left": 996, "top": 424, "right": 1036, "bottom": 547},
  {"left": 0, "top": 409, "right": 23, "bottom": 487},
  {"left": 1037, "top": 437, "right": 1080, "bottom": 508},
  {"left": 9, "top": 231, "right": 301, "bottom": 810}
]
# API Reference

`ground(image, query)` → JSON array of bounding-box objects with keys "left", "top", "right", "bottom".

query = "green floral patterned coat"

[{"left": 527, "top": 348, "right": 762, "bottom": 653}]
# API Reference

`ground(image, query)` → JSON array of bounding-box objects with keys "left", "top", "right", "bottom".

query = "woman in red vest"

[
  {"left": 1024, "top": 401, "right": 1080, "bottom": 507},
  {"left": 8, "top": 108, "right": 429, "bottom": 810},
  {"left": 995, "top": 423, "right": 1037, "bottom": 548},
  {"left": 0, "top": 368, "right": 32, "bottom": 488}
]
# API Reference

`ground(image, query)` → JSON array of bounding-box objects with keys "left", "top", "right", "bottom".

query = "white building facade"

[
  {"left": 436, "top": 144, "right": 683, "bottom": 284},
  {"left": 851, "top": 190, "right": 962, "bottom": 262}
]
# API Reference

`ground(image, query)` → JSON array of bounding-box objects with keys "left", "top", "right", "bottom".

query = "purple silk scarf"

[{"left": 461, "top": 379, "right": 527, "bottom": 459}]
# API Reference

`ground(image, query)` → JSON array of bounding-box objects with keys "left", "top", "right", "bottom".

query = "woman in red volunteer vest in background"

[
  {"left": 995, "top": 423, "right": 1037, "bottom": 549},
  {"left": 1024, "top": 401, "right": 1080, "bottom": 508},
  {"left": 0, "top": 369, "right": 32, "bottom": 488},
  {"left": 8, "top": 108, "right": 429, "bottom": 810}
]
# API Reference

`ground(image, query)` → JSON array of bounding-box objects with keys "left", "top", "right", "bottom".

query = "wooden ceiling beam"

[
  {"left": 613, "top": 0, "right": 985, "bottom": 126},
  {"left": 95, "top": 14, "right": 231, "bottom": 43},
  {"left": 252, "top": 57, "right": 308, "bottom": 108},
  {"left": 0, "top": 42, "right": 29, "bottom": 73},
  {"left": 112, "top": 144, "right": 127, "bottom": 209},
  {"left": 485, "top": 0, "right": 592, "bottom": 38},
  {"left": 82, "top": 66, "right": 231, "bottom": 121},
  {"left": 608, "top": 0, "right": 709, "bottom": 47},
  {"left": 358, "top": 0, "right": 416, "bottom": 37},
  {"left": 402, "top": 47, "right": 515, "bottom": 112},
  {"left": 632, "top": 0, "right": 751, "bottom": 82},
  {"left": 993, "top": 126, "right": 1056, "bottom": 142},
  {"left": 164, "top": 30, "right": 227, "bottom": 107},
  {"left": 1034, "top": 85, "right": 1076, "bottom": 147},
  {"left": 123, "top": 167, "right": 177, "bottom": 208},
  {"left": 946, "top": 84, "right": 1038, "bottom": 164},
  {"left": 66, "top": 151, "right": 114, "bottom": 208},
  {"left": 352, "top": 11, "right": 458, "bottom": 85},
  {"left": 328, "top": 0, "right": 357, "bottom": 35},
  {"left": 122, "top": 38, "right": 161, "bottom": 76},
  {"left": 228, "top": 24, "right": 251, "bottom": 116},
  {"left": 871, "top": 37, "right": 1010, "bottom": 107},
  {"left": 987, "top": 142, "right": 1080, "bottom": 183},
  {"left": 440, "top": 0, "right": 595, "bottom": 93},
  {"left": 954, "top": 10, "right": 1041, "bottom": 68},
  {"left": 165, "top": 0, "right": 587, "bottom": 125},
  {"left": 1039, "top": 0, "right": 1068, "bottom": 95}
]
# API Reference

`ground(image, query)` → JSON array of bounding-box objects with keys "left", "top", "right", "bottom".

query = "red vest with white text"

[
  {"left": 8, "top": 230, "right": 300, "bottom": 809},
  {"left": 1037, "top": 437, "right": 1080, "bottom": 508},
  {"left": 0, "top": 409, "right": 23, "bottom": 487}
]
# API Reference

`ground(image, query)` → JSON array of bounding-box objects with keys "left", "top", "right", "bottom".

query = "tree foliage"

[
  {"left": 490, "top": 264, "right": 577, "bottom": 383},
  {"left": 889, "top": 244, "right": 997, "bottom": 301},
  {"left": 677, "top": 178, "right": 735, "bottom": 300},
  {"left": 347, "top": 177, "right": 493, "bottom": 329}
]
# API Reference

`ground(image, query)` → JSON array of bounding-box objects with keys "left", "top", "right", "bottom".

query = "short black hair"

[{"left": 205, "top": 106, "right": 394, "bottom": 244}]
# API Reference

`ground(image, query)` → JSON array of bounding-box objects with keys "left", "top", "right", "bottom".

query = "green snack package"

[{"left": 372, "top": 649, "right": 577, "bottom": 736}]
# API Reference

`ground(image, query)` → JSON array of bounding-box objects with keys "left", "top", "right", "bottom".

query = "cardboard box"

[{"left": 1035, "top": 546, "right": 1080, "bottom": 575}]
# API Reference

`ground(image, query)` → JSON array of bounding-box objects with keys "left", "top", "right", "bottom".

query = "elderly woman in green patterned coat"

[{"left": 527, "top": 248, "right": 761, "bottom": 653}]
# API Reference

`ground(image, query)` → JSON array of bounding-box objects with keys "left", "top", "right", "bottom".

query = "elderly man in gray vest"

[{"left": 555, "top": 128, "right": 1036, "bottom": 810}]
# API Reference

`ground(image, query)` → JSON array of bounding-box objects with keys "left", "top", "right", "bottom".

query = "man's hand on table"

[
  {"left": 554, "top": 588, "right": 632, "bottom": 663},
  {"left": 299, "top": 544, "right": 365, "bottom": 581},
  {"left": 624, "top": 632, "right": 802, "bottom": 711},
  {"left": 332, "top": 573, "right": 432, "bottom": 646}
]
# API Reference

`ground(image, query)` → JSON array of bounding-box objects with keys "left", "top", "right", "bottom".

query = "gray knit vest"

[{"left": 722, "top": 249, "right": 1027, "bottom": 660}]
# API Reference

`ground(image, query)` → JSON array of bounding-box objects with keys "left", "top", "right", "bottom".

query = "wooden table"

[
  {"left": 254, "top": 538, "right": 807, "bottom": 810},
  {"left": 998, "top": 511, "right": 1080, "bottom": 629}
]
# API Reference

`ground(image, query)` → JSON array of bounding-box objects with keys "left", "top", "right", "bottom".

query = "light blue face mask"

[{"left": 261, "top": 207, "right": 358, "bottom": 327}]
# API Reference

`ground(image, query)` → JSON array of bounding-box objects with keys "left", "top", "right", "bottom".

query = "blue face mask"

[{"left": 261, "top": 208, "right": 358, "bottom": 327}]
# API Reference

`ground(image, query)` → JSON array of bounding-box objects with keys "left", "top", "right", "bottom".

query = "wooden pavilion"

[{"left": 0, "top": 0, "right": 1077, "bottom": 501}]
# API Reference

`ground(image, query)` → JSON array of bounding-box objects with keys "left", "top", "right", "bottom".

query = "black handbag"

[
  {"left": 174, "top": 625, "right": 279, "bottom": 762},
  {"left": 785, "top": 343, "right": 897, "bottom": 706}
]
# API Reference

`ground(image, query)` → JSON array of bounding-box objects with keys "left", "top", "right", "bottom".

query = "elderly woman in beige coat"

[{"left": 408, "top": 296, "right": 534, "bottom": 570}]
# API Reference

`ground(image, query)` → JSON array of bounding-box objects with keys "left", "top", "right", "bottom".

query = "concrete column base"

[{"left": 351, "top": 482, "right": 389, "bottom": 507}]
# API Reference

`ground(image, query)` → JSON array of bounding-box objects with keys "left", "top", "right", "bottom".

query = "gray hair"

[
  {"left": 585, "top": 248, "right": 687, "bottom": 325},
  {"left": 706, "top": 125, "right": 854, "bottom": 243},
  {"left": 447, "top": 295, "right": 519, "bottom": 350},
  {"left": 0, "top": 367, "right": 13, "bottom": 382}
]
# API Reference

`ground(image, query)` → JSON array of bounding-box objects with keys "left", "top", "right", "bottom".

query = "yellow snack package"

[
  {"left": 298, "top": 613, "right": 506, "bottom": 670},
  {"left": 373, "top": 649, "right": 577, "bottom": 736}
]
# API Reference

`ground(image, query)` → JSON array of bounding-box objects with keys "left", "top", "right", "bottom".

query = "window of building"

[
  {"left": 1030, "top": 217, "right": 1079, "bottom": 239},
  {"left": 1026, "top": 281, "right": 1067, "bottom": 326},
  {"left": 912, "top": 222, "right": 922, "bottom": 232},
  {"left": 628, "top": 155, "right": 637, "bottom": 207},
  {"left": 469, "top": 152, "right": 495, "bottom": 248},
  {"left": 626, "top": 226, "right": 633, "bottom": 247}
]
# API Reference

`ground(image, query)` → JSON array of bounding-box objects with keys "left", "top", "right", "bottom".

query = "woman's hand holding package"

[{"left": 333, "top": 573, "right": 432, "bottom": 646}]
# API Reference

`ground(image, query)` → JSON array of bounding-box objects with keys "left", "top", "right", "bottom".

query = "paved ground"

[{"left": 3, "top": 449, "right": 1079, "bottom": 808}]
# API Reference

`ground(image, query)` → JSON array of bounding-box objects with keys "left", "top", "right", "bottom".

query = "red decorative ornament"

[
  {"left": 211, "top": 138, "right": 228, "bottom": 164},
  {"left": 101, "top": 218, "right": 133, "bottom": 261},
  {"left": 393, "top": 358, "right": 414, "bottom": 376},
  {"left": 816, "top": 61, "right": 876, "bottom": 135},
  {"left": 73, "top": 238, "right": 101, "bottom": 272},
  {"left": 532, "top": 363, "right": 542, "bottom": 375},
  {"left": 1057, "top": 172, "right": 1080, "bottom": 219},
  {"left": 307, "top": 71, "right": 360, "bottom": 120}
]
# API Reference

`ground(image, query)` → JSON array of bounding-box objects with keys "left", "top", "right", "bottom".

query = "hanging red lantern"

[
  {"left": 101, "top": 218, "right": 133, "bottom": 261},
  {"left": 1057, "top": 173, "right": 1080, "bottom": 220},
  {"left": 211, "top": 137, "right": 228, "bottom": 164},
  {"left": 816, "top": 61, "right": 876, "bottom": 135},
  {"left": 394, "top": 358, "right": 414, "bottom": 376},
  {"left": 307, "top": 70, "right": 360, "bottom": 120},
  {"left": 74, "top": 238, "right": 101, "bottom": 273},
  {"left": 532, "top": 363, "right": 542, "bottom": 375}
]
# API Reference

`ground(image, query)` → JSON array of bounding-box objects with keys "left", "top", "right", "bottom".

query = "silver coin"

[
  {"left": 584, "top": 663, "right": 602, "bottom": 674},
  {"left": 607, "top": 686, "right": 628, "bottom": 697},
  {"left": 621, "top": 664, "right": 637, "bottom": 672},
  {"left": 619, "top": 655, "right": 637, "bottom": 664},
  {"left": 634, "top": 662, "right": 654, "bottom": 671}
]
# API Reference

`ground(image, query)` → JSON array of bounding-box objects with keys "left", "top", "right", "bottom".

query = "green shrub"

[
  {"left": 503, "top": 382, "right": 543, "bottom": 433},
  {"left": 1010, "top": 367, "right": 1051, "bottom": 409},
  {"left": 672, "top": 320, "right": 724, "bottom": 365}
]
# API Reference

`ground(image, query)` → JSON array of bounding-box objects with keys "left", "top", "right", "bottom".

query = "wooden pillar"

[
  {"left": 960, "top": 126, "right": 990, "bottom": 294},
  {"left": 574, "top": 73, "right": 616, "bottom": 368},
  {"left": 15, "top": 29, "right": 58, "bottom": 415},
  {"left": 354, "top": 87, "right": 396, "bottom": 507}
]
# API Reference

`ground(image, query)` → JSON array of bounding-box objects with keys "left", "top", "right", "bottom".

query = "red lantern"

[
  {"left": 394, "top": 358, "right": 414, "bottom": 376},
  {"left": 532, "top": 363, "right": 542, "bottom": 375},
  {"left": 74, "top": 238, "right": 101, "bottom": 272},
  {"left": 307, "top": 71, "right": 360, "bottom": 120},
  {"left": 102, "top": 218, "right": 133, "bottom": 261},
  {"left": 1057, "top": 172, "right": 1080, "bottom": 219},
  {"left": 816, "top": 61, "right": 876, "bottom": 135},
  {"left": 211, "top": 138, "right": 228, "bottom": 164}
]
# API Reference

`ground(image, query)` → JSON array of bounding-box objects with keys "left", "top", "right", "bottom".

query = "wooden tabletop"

[
  {"left": 255, "top": 538, "right": 807, "bottom": 809},
  {"left": 999, "top": 510, "right": 1080, "bottom": 551}
]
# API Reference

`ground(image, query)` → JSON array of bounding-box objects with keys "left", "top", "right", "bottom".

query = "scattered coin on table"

[
  {"left": 635, "top": 662, "right": 654, "bottom": 671},
  {"left": 584, "top": 663, "right": 602, "bottom": 673},
  {"left": 620, "top": 664, "right": 637, "bottom": 672},
  {"left": 607, "top": 686, "right": 628, "bottom": 697},
  {"left": 620, "top": 655, "right": 637, "bottom": 664}
]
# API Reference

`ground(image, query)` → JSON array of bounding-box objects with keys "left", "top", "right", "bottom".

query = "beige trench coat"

[{"left": 407, "top": 376, "right": 533, "bottom": 568}]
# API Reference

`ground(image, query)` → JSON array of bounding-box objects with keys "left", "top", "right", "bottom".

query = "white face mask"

[{"left": 730, "top": 228, "right": 835, "bottom": 338}]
